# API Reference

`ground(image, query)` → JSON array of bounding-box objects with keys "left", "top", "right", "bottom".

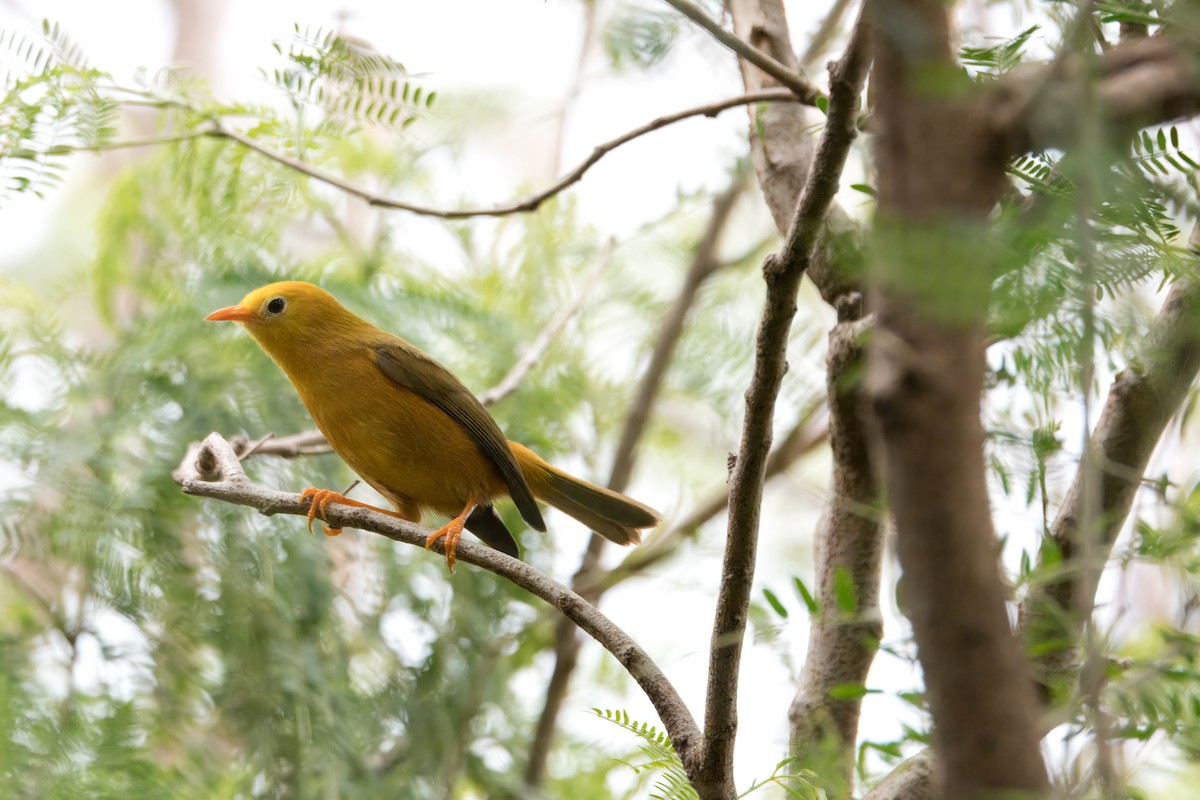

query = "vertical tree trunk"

[{"left": 867, "top": 1, "right": 1049, "bottom": 796}]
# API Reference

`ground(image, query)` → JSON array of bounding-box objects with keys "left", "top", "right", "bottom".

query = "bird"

[{"left": 205, "top": 281, "right": 660, "bottom": 570}]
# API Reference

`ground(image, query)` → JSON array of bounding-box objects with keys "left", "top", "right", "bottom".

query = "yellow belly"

[{"left": 290, "top": 352, "right": 507, "bottom": 518}]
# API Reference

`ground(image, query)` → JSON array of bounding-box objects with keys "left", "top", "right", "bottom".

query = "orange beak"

[{"left": 205, "top": 305, "right": 260, "bottom": 323}]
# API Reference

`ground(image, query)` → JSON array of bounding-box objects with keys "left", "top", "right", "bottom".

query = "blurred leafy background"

[{"left": 8, "top": 1, "right": 1200, "bottom": 799}]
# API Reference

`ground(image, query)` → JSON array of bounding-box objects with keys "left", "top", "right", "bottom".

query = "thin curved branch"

[
  {"left": 174, "top": 432, "right": 702, "bottom": 760},
  {"left": 204, "top": 91, "right": 799, "bottom": 220},
  {"left": 694, "top": 13, "right": 872, "bottom": 797}
]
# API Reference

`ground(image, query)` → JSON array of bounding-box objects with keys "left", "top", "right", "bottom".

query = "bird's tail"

[{"left": 510, "top": 442, "right": 659, "bottom": 545}]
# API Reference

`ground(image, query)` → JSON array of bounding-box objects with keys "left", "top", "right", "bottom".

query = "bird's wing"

[{"left": 374, "top": 341, "right": 546, "bottom": 532}]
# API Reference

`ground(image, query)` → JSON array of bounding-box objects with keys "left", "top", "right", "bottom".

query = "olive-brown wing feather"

[{"left": 374, "top": 342, "right": 546, "bottom": 532}]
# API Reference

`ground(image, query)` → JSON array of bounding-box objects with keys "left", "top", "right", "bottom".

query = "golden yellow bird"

[{"left": 206, "top": 281, "right": 659, "bottom": 570}]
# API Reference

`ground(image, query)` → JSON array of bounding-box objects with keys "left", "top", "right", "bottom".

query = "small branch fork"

[{"left": 173, "top": 432, "right": 703, "bottom": 761}]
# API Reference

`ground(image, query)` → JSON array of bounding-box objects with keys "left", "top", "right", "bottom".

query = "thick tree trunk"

[{"left": 867, "top": 1, "right": 1049, "bottom": 797}]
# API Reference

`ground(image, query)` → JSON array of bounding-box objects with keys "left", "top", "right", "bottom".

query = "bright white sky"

[{"left": 3, "top": 0, "right": 1196, "bottom": 796}]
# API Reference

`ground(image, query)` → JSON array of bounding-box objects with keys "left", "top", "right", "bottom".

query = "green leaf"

[
  {"left": 762, "top": 587, "right": 788, "bottom": 618},
  {"left": 833, "top": 565, "right": 857, "bottom": 613},
  {"left": 828, "top": 682, "right": 873, "bottom": 700},
  {"left": 793, "top": 576, "right": 820, "bottom": 615}
]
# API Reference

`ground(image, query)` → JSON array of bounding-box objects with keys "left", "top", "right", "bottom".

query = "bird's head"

[{"left": 206, "top": 281, "right": 362, "bottom": 353}]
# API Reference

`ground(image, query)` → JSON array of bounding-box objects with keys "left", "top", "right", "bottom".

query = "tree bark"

[
  {"left": 727, "top": 2, "right": 882, "bottom": 795},
  {"left": 867, "top": 1, "right": 1049, "bottom": 797},
  {"left": 787, "top": 309, "right": 882, "bottom": 797}
]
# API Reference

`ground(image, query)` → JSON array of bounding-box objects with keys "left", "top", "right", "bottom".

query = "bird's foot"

[
  {"left": 299, "top": 487, "right": 401, "bottom": 537},
  {"left": 300, "top": 488, "right": 347, "bottom": 536},
  {"left": 425, "top": 502, "right": 477, "bottom": 572},
  {"left": 425, "top": 519, "right": 465, "bottom": 572}
]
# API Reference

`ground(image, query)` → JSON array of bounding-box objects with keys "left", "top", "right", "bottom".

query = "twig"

[
  {"left": 174, "top": 432, "right": 702, "bottom": 759},
  {"left": 229, "top": 429, "right": 332, "bottom": 459},
  {"left": 660, "top": 0, "right": 824, "bottom": 103},
  {"left": 694, "top": 12, "right": 872, "bottom": 796},
  {"left": 205, "top": 91, "right": 800, "bottom": 220},
  {"left": 524, "top": 171, "right": 748, "bottom": 789},
  {"left": 479, "top": 241, "right": 613, "bottom": 407}
]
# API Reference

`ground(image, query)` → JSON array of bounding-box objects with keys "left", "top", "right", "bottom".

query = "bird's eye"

[{"left": 266, "top": 297, "right": 287, "bottom": 315}]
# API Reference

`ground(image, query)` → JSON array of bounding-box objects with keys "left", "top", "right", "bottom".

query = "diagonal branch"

[
  {"left": 174, "top": 433, "right": 703, "bottom": 761},
  {"left": 583, "top": 401, "right": 829, "bottom": 596},
  {"left": 660, "top": 0, "right": 825, "bottom": 102},
  {"left": 693, "top": 13, "right": 872, "bottom": 798},
  {"left": 1020, "top": 266, "right": 1200, "bottom": 694},
  {"left": 801, "top": 0, "right": 857, "bottom": 69}
]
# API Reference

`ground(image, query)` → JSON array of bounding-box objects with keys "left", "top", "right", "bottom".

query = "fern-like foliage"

[
  {"left": 604, "top": 5, "right": 680, "bottom": 70},
  {"left": 592, "top": 708, "right": 698, "bottom": 800},
  {"left": 592, "top": 708, "right": 829, "bottom": 799},
  {"left": 268, "top": 24, "right": 435, "bottom": 132},
  {"left": 961, "top": 25, "right": 1040, "bottom": 76},
  {"left": 0, "top": 20, "right": 117, "bottom": 204}
]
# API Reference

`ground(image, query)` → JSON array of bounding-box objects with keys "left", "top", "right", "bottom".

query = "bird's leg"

[
  {"left": 299, "top": 487, "right": 410, "bottom": 537},
  {"left": 425, "top": 500, "right": 477, "bottom": 572}
]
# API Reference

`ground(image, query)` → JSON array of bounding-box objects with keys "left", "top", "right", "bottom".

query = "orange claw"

[
  {"left": 299, "top": 487, "right": 406, "bottom": 537},
  {"left": 425, "top": 501, "right": 477, "bottom": 572},
  {"left": 300, "top": 488, "right": 346, "bottom": 536}
]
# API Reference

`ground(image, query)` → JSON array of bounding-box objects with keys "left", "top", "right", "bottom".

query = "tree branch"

[
  {"left": 524, "top": 170, "right": 749, "bottom": 790},
  {"left": 729, "top": 0, "right": 865, "bottom": 307},
  {"left": 1020, "top": 265, "right": 1200, "bottom": 695},
  {"left": 995, "top": 35, "right": 1200, "bottom": 155},
  {"left": 202, "top": 91, "right": 799, "bottom": 220},
  {"left": 786, "top": 306, "right": 883, "bottom": 798},
  {"left": 866, "top": 267, "right": 1200, "bottom": 800},
  {"left": 694, "top": 13, "right": 872, "bottom": 797},
  {"left": 174, "top": 433, "right": 703, "bottom": 760},
  {"left": 660, "top": 0, "right": 825, "bottom": 102},
  {"left": 800, "top": 0, "right": 856, "bottom": 70},
  {"left": 583, "top": 401, "right": 829, "bottom": 596}
]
